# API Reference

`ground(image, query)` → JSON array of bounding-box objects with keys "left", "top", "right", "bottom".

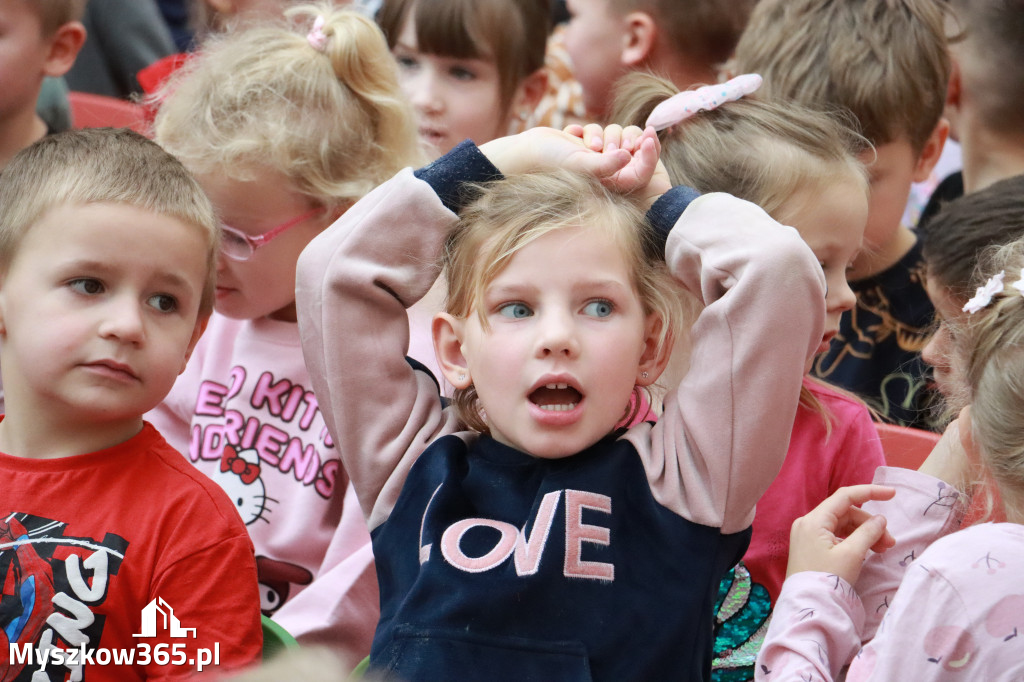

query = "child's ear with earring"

[
  {"left": 509, "top": 67, "right": 549, "bottom": 128},
  {"left": 432, "top": 312, "right": 473, "bottom": 390}
]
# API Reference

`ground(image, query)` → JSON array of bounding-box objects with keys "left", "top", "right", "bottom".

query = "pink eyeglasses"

[{"left": 219, "top": 207, "right": 326, "bottom": 261}]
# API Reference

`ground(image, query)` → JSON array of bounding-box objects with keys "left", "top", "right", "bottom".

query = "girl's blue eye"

[
  {"left": 498, "top": 302, "right": 532, "bottom": 319},
  {"left": 583, "top": 300, "right": 613, "bottom": 318},
  {"left": 69, "top": 278, "right": 104, "bottom": 295},
  {"left": 148, "top": 294, "right": 179, "bottom": 313},
  {"left": 396, "top": 55, "right": 418, "bottom": 70},
  {"left": 450, "top": 66, "right": 476, "bottom": 81}
]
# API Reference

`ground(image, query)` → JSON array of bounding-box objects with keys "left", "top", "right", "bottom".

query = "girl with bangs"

[{"left": 376, "top": 0, "right": 550, "bottom": 159}]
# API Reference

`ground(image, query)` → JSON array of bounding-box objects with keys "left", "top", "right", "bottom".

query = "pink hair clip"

[
  {"left": 645, "top": 74, "right": 763, "bottom": 132},
  {"left": 307, "top": 15, "right": 328, "bottom": 52}
]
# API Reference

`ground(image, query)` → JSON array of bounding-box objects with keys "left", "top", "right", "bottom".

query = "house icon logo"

[{"left": 133, "top": 597, "right": 197, "bottom": 638}]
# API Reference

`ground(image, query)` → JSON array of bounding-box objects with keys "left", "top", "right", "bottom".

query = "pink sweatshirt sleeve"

[
  {"left": 296, "top": 167, "right": 465, "bottom": 531},
  {"left": 626, "top": 193, "right": 826, "bottom": 533},
  {"left": 758, "top": 526, "right": 1015, "bottom": 682},
  {"left": 854, "top": 466, "right": 966, "bottom": 640}
]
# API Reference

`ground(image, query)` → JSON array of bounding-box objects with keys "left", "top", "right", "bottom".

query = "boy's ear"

[
  {"left": 944, "top": 59, "right": 962, "bottom": 142},
  {"left": 620, "top": 11, "right": 657, "bottom": 68},
  {"left": 510, "top": 68, "right": 549, "bottom": 123},
  {"left": 43, "top": 22, "right": 86, "bottom": 78},
  {"left": 912, "top": 117, "right": 950, "bottom": 184},
  {"left": 432, "top": 312, "right": 472, "bottom": 389},
  {"left": 635, "top": 313, "right": 672, "bottom": 386},
  {"left": 180, "top": 315, "right": 210, "bottom": 375}
]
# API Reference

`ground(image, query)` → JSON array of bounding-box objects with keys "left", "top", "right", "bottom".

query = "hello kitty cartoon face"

[{"left": 213, "top": 445, "right": 275, "bottom": 525}]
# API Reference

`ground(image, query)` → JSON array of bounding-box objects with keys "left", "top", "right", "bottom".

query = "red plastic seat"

[
  {"left": 68, "top": 91, "right": 149, "bottom": 135},
  {"left": 875, "top": 422, "right": 940, "bottom": 469}
]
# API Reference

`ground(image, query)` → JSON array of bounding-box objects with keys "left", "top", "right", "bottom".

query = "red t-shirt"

[{"left": 0, "top": 422, "right": 262, "bottom": 680}]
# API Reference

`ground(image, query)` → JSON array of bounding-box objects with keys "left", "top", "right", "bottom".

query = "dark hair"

[{"left": 922, "top": 174, "right": 1024, "bottom": 300}]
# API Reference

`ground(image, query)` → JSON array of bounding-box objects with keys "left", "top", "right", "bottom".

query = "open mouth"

[{"left": 529, "top": 383, "right": 583, "bottom": 412}]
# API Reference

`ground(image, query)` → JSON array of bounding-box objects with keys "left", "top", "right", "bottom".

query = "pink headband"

[
  {"left": 307, "top": 16, "right": 328, "bottom": 51},
  {"left": 645, "top": 74, "right": 764, "bottom": 132}
]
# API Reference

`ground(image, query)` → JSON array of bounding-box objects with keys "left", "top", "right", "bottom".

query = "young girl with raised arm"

[
  {"left": 146, "top": 3, "right": 420, "bottom": 667},
  {"left": 757, "top": 239, "right": 1024, "bottom": 680},
  {"left": 295, "top": 119, "right": 826, "bottom": 678},
  {"left": 611, "top": 72, "right": 884, "bottom": 679},
  {"left": 375, "top": 0, "right": 550, "bottom": 160}
]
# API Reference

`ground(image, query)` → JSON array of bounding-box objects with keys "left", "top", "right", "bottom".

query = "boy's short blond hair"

[
  {"left": 0, "top": 128, "right": 219, "bottom": 315},
  {"left": 611, "top": 0, "right": 756, "bottom": 70},
  {"left": 731, "top": 0, "right": 951, "bottom": 153},
  {"left": 31, "top": 0, "right": 87, "bottom": 35}
]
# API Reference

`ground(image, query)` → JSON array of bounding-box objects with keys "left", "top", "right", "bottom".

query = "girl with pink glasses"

[{"left": 147, "top": 3, "right": 420, "bottom": 671}]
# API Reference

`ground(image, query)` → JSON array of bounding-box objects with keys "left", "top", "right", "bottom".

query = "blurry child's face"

[
  {"left": 198, "top": 167, "right": 329, "bottom": 322},
  {"left": 849, "top": 139, "right": 920, "bottom": 280},
  {"left": 393, "top": 9, "right": 512, "bottom": 158},
  {"left": 775, "top": 176, "right": 868, "bottom": 364},
  {"left": 0, "top": 0, "right": 52, "bottom": 119},
  {"left": 562, "top": 0, "right": 626, "bottom": 118},
  {"left": 0, "top": 203, "right": 207, "bottom": 432},
  {"left": 441, "top": 224, "right": 659, "bottom": 458},
  {"left": 923, "top": 274, "right": 966, "bottom": 398}
]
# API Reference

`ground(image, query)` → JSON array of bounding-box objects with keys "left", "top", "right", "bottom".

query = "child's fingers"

[
  {"left": 813, "top": 484, "right": 896, "bottom": 521},
  {"left": 838, "top": 514, "right": 892, "bottom": 565},
  {"left": 601, "top": 124, "right": 624, "bottom": 152},
  {"left": 835, "top": 506, "right": 895, "bottom": 552},
  {"left": 618, "top": 125, "right": 647, "bottom": 153},
  {"left": 563, "top": 124, "right": 585, "bottom": 139},
  {"left": 633, "top": 133, "right": 661, "bottom": 177},
  {"left": 581, "top": 123, "right": 605, "bottom": 151},
  {"left": 571, "top": 147, "right": 632, "bottom": 178}
]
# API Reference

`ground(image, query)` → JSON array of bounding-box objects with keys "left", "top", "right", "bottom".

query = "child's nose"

[
  {"left": 828, "top": 279, "right": 857, "bottom": 314},
  {"left": 922, "top": 323, "right": 949, "bottom": 370},
  {"left": 100, "top": 297, "right": 145, "bottom": 344},
  {"left": 535, "top": 311, "right": 579, "bottom": 358},
  {"left": 408, "top": 68, "right": 443, "bottom": 113}
]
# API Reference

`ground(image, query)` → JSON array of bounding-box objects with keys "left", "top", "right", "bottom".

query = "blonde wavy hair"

[
  {"left": 442, "top": 169, "right": 683, "bottom": 433},
  {"left": 153, "top": 2, "right": 422, "bottom": 213},
  {"left": 951, "top": 240, "right": 1024, "bottom": 522}
]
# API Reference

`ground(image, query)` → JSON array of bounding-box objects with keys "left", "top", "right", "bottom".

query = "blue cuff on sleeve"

[
  {"left": 646, "top": 185, "right": 701, "bottom": 245},
  {"left": 413, "top": 140, "right": 504, "bottom": 214}
]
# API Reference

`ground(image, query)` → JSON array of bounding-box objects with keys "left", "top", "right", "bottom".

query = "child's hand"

[
  {"left": 918, "top": 407, "right": 976, "bottom": 495},
  {"left": 786, "top": 484, "right": 897, "bottom": 585},
  {"left": 479, "top": 127, "right": 631, "bottom": 179},
  {"left": 571, "top": 124, "right": 671, "bottom": 203}
]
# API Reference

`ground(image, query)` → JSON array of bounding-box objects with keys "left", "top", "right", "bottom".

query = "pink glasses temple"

[{"left": 247, "top": 207, "right": 326, "bottom": 247}]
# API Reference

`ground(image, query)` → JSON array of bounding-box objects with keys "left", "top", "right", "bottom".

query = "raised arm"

[
  {"left": 296, "top": 142, "right": 497, "bottom": 529},
  {"left": 627, "top": 192, "right": 826, "bottom": 533}
]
